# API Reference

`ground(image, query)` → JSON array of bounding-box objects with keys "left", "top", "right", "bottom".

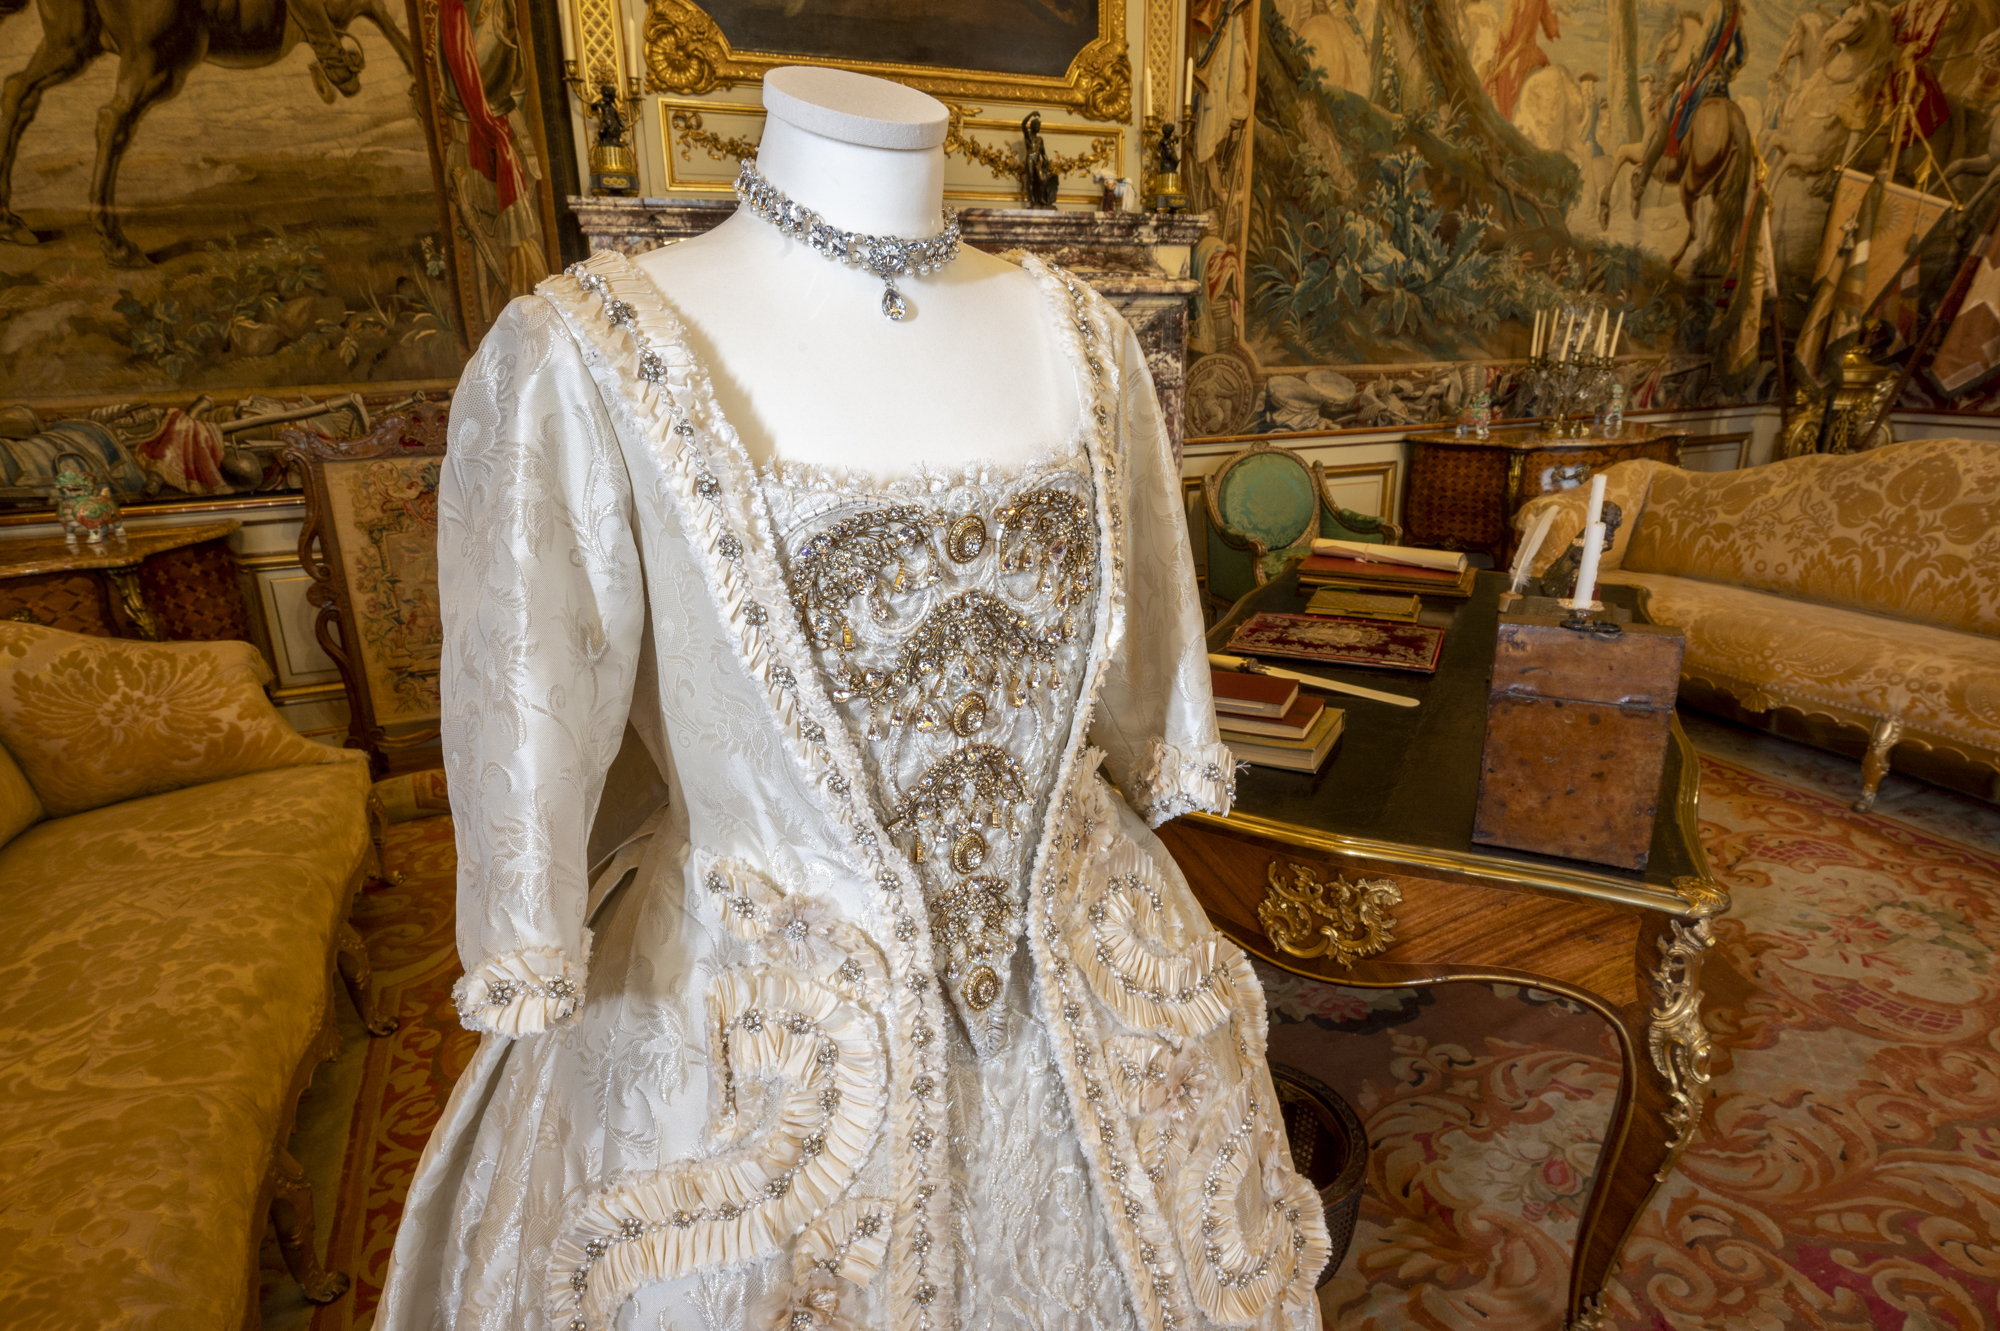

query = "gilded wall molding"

[
  {"left": 1257, "top": 861, "right": 1400, "bottom": 968},
  {"left": 569, "top": 0, "right": 626, "bottom": 86},
  {"left": 639, "top": 0, "right": 1131, "bottom": 121}
]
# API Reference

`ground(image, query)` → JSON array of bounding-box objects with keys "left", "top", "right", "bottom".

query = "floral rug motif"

[
  {"left": 1295, "top": 755, "right": 2000, "bottom": 1331},
  {"left": 310, "top": 813, "right": 473, "bottom": 1329}
]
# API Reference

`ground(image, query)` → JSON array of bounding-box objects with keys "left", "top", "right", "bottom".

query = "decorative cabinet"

[
  {"left": 1401, "top": 424, "right": 1687, "bottom": 565},
  {"left": 0, "top": 521, "right": 249, "bottom": 641}
]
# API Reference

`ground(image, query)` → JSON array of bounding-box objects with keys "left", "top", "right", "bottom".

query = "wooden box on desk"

[{"left": 1472, "top": 613, "right": 1686, "bottom": 870}]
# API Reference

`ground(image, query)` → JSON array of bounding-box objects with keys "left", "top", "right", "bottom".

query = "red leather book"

[
  {"left": 1210, "top": 669, "right": 1299, "bottom": 718},
  {"left": 1215, "top": 692, "right": 1326, "bottom": 739}
]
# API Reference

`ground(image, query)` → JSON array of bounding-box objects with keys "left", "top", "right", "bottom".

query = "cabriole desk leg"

[{"left": 1564, "top": 885, "right": 1723, "bottom": 1328}]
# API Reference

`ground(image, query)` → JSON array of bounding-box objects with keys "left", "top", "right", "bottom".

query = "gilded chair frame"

[{"left": 1201, "top": 439, "right": 1403, "bottom": 592}]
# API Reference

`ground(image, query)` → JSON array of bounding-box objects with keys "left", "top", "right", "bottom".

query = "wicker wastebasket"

[{"left": 1270, "top": 1063, "right": 1368, "bottom": 1286}]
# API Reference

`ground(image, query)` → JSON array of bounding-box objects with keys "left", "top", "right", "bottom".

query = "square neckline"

[{"left": 619, "top": 250, "right": 1104, "bottom": 495}]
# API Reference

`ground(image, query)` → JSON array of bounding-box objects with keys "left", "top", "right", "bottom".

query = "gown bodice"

[
  {"left": 762, "top": 457, "right": 1132, "bottom": 1330},
  {"left": 761, "top": 455, "right": 1096, "bottom": 1047}
]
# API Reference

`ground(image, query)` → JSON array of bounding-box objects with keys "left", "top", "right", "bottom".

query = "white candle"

[
  {"left": 1530, "top": 310, "right": 1540, "bottom": 356},
  {"left": 1144, "top": 67, "right": 1154, "bottom": 118},
  {"left": 1596, "top": 310, "right": 1608, "bottom": 356},
  {"left": 1560, "top": 310, "right": 1576, "bottom": 360},
  {"left": 1571, "top": 521, "right": 1606, "bottom": 610},
  {"left": 626, "top": 16, "right": 643, "bottom": 84},
  {"left": 1584, "top": 472, "right": 1607, "bottom": 529},
  {"left": 1185, "top": 56, "right": 1195, "bottom": 114},
  {"left": 1611, "top": 311, "right": 1625, "bottom": 355},
  {"left": 556, "top": 0, "right": 576, "bottom": 64}
]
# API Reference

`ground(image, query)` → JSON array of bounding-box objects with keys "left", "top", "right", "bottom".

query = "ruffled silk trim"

[
  {"left": 1130, "top": 739, "right": 1239, "bottom": 828},
  {"left": 540, "top": 254, "right": 962, "bottom": 1327},
  {"left": 534, "top": 255, "right": 1327, "bottom": 1330},
  {"left": 540, "top": 251, "right": 1138, "bottom": 1329},
  {"left": 548, "top": 964, "right": 888, "bottom": 1326},
  {"left": 1177, "top": 1079, "right": 1333, "bottom": 1326},
  {"left": 452, "top": 942, "right": 589, "bottom": 1037}
]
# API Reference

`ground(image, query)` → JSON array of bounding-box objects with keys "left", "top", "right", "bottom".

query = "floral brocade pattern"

[
  {"left": 1624, "top": 440, "right": 2000, "bottom": 637},
  {"left": 0, "top": 622, "right": 363, "bottom": 817},
  {"left": 0, "top": 759, "right": 373, "bottom": 1327},
  {"left": 1513, "top": 441, "right": 2000, "bottom": 762}
]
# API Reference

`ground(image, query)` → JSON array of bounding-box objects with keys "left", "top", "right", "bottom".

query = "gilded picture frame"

[{"left": 632, "top": 0, "right": 1131, "bottom": 121}]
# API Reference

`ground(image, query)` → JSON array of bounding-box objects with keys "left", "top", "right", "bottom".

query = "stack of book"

[
  {"left": 1296, "top": 538, "right": 1476, "bottom": 599},
  {"left": 1212, "top": 669, "right": 1345, "bottom": 773}
]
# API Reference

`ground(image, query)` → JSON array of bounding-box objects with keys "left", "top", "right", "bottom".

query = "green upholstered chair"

[{"left": 1201, "top": 440, "right": 1401, "bottom": 610}]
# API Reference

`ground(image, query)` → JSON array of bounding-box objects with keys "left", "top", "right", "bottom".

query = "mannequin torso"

[{"left": 635, "top": 69, "right": 1080, "bottom": 477}]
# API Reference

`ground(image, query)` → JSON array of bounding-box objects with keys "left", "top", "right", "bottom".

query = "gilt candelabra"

[{"left": 565, "top": 60, "right": 643, "bottom": 197}]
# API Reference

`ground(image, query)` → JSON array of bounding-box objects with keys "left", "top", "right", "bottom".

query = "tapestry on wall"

[
  {"left": 1183, "top": 0, "right": 2000, "bottom": 437},
  {"left": 0, "top": 0, "right": 566, "bottom": 507}
]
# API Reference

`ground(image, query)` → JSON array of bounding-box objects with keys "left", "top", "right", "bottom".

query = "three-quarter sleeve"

[
  {"left": 1089, "top": 319, "right": 1236, "bottom": 826},
  {"left": 438, "top": 295, "right": 645, "bottom": 1037}
]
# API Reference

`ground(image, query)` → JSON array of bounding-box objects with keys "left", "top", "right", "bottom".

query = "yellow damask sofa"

[
  {"left": 1515, "top": 439, "right": 2000, "bottom": 810},
  {"left": 0, "top": 623, "right": 388, "bottom": 1327}
]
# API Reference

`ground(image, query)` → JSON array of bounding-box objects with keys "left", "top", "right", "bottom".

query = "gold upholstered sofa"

[
  {"left": 0, "top": 623, "right": 388, "bottom": 1327},
  {"left": 1515, "top": 439, "right": 2000, "bottom": 810}
]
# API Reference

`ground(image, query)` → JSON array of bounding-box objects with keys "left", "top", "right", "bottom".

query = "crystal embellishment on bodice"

[{"left": 766, "top": 461, "right": 1097, "bottom": 1045}]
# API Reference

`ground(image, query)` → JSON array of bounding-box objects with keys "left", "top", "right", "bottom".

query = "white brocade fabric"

[{"left": 377, "top": 251, "right": 1328, "bottom": 1331}]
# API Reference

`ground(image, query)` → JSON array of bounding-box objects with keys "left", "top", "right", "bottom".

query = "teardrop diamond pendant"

[{"left": 881, "top": 284, "right": 909, "bottom": 322}]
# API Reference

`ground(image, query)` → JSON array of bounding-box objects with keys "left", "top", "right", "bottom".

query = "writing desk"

[{"left": 1159, "top": 569, "right": 1727, "bottom": 1330}]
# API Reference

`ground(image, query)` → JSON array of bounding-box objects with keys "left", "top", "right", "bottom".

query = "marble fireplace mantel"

[{"left": 571, "top": 198, "right": 1208, "bottom": 463}]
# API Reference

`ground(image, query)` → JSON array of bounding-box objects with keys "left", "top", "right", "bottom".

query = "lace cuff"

[
  {"left": 1127, "top": 739, "right": 1238, "bottom": 827},
  {"left": 453, "top": 943, "right": 589, "bottom": 1037}
]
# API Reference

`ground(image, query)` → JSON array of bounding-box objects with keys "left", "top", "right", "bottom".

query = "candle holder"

[
  {"left": 565, "top": 60, "right": 643, "bottom": 197},
  {"left": 1141, "top": 111, "right": 1193, "bottom": 214},
  {"left": 1525, "top": 350, "right": 1615, "bottom": 439}
]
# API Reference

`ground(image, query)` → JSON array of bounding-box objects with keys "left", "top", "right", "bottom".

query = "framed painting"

[{"left": 626, "top": 0, "right": 1131, "bottom": 120}]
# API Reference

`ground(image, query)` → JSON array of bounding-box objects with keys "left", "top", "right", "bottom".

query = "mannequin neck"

[{"left": 752, "top": 115, "right": 947, "bottom": 239}]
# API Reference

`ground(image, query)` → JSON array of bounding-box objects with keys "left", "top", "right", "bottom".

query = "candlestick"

[
  {"left": 1584, "top": 472, "right": 1606, "bottom": 529},
  {"left": 1611, "top": 311, "right": 1624, "bottom": 355},
  {"left": 1571, "top": 521, "right": 1606, "bottom": 611},
  {"left": 1144, "top": 67, "right": 1154, "bottom": 118},
  {"left": 556, "top": 0, "right": 576, "bottom": 62}
]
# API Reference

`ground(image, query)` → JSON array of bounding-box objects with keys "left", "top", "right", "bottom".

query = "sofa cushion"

[
  {"left": 0, "top": 738, "right": 40, "bottom": 848},
  {"left": 0, "top": 759, "right": 371, "bottom": 1327},
  {"left": 1608, "top": 571, "right": 2000, "bottom": 754},
  {"left": 0, "top": 621, "right": 360, "bottom": 818},
  {"left": 1622, "top": 439, "right": 2000, "bottom": 637}
]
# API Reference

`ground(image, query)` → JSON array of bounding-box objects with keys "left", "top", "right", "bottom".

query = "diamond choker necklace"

[{"left": 733, "top": 159, "right": 961, "bottom": 321}]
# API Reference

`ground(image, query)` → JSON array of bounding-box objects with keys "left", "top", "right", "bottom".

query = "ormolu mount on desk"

[{"left": 1472, "top": 612, "right": 1685, "bottom": 870}]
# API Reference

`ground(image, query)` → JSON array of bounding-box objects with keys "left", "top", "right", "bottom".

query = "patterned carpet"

[{"left": 267, "top": 731, "right": 2000, "bottom": 1330}]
